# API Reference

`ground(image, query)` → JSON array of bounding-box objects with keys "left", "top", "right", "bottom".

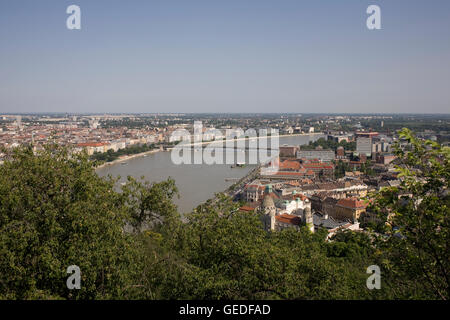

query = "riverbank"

[
  {"left": 184, "top": 132, "right": 323, "bottom": 147},
  {"left": 95, "top": 148, "right": 163, "bottom": 170},
  {"left": 95, "top": 133, "right": 324, "bottom": 213},
  {"left": 94, "top": 132, "right": 324, "bottom": 170}
]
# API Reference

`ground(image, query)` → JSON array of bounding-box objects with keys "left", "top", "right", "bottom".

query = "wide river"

[{"left": 96, "top": 134, "right": 324, "bottom": 214}]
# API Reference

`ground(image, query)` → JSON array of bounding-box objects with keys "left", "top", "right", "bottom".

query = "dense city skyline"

[{"left": 1, "top": 0, "right": 450, "bottom": 114}]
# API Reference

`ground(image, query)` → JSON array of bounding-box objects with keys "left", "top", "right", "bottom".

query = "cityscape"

[
  {"left": 0, "top": 0, "right": 449, "bottom": 313},
  {"left": 1, "top": 113, "right": 448, "bottom": 220}
]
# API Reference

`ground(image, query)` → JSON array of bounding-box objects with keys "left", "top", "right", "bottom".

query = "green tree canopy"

[
  {"left": 0, "top": 145, "right": 171, "bottom": 299},
  {"left": 370, "top": 128, "right": 450, "bottom": 299},
  {"left": 1, "top": 132, "right": 447, "bottom": 300}
]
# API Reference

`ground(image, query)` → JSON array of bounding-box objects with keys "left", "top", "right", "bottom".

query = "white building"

[{"left": 356, "top": 137, "right": 372, "bottom": 156}]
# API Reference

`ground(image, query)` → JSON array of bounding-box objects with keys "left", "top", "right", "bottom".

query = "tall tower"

[
  {"left": 261, "top": 185, "right": 276, "bottom": 231},
  {"left": 304, "top": 199, "right": 314, "bottom": 233},
  {"left": 262, "top": 195, "right": 276, "bottom": 231},
  {"left": 16, "top": 115, "right": 22, "bottom": 131}
]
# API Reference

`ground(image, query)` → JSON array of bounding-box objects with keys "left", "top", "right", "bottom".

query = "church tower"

[
  {"left": 304, "top": 199, "right": 314, "bottom": 233},
  {"left": 261, "top": 185, "right": 276, "bottom": 231}
]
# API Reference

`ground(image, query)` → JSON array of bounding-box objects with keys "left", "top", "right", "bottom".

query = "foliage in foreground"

[
  {"left": 0, "top": 129, "right": 448, "bottom": 299},
  {"left": 369, "top": 128, "right": 449, "bottom": 299}
]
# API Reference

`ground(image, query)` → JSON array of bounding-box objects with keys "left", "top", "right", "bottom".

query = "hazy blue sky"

[{"left": 1, "top": 0, "right": 449, "bottom": 114}]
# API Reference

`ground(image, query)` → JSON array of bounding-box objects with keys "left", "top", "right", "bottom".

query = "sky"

[{"left": 0, "top": 0, "right": 450, "bottom": 114}]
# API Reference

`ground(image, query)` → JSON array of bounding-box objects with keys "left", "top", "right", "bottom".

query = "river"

[{"left": 96, "top": 134, "right": 324, "bottom": 214}]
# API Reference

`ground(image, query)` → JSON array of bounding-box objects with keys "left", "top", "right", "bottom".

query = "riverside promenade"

[{"left": 94, "top": 148, "right": 163, "bottom": 170}]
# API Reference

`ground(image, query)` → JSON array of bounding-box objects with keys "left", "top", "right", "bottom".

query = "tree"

[
  {"left": 0, "top": 144, "right": 165, "bottom": 299},
  {"left": 120, "top": 176, "right": 180, "bottom": 233},
  {"left": 160, "top": 195, "right": 378, "bottom": 300},
  {"left": 370, "top": 128, "right": 450, "bottom": 299},
  {"left": 335, "top": 160, "right": 351, "bottom": 178},
  {"left": 302, "top": 138, "right": 356, "bottom": 152},
  {"left": 2, "top": 134, "right": 447, "bottom": 300}
]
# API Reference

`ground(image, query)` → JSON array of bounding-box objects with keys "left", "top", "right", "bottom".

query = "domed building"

[
  {"left": 303, "top": 199, "right": 314, "bottom": 233},
  {"left": 259, "top": 184, "right": 314, "bottom": 232},
  {"left": 262, "top": 193, "right": 276, "bottom": 216},
  {"left": 261, "top": 185, "right": 276, "bottom": 231}
]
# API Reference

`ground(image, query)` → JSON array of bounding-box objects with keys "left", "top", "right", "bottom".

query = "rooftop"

[{"left": 275, "top": 214, "right": 302, "bottom": 226}]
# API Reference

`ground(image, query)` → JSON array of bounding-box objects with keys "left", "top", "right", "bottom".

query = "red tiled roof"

[
  {"left": 279, "top": 160, "right": 302, "bottom": 170},
  {"left": 282, "top": 193, "right": 308, "bottom": 201},
  {"left": 275, "top": 214, "right": 302, "bottom": 225},
  {"left": 303, "top": 164, "right": 334, "bottom": 169},
  {"left": 337, "top": 198, "right": 368, "bottom": 209},
  {"left": 356, "top": 131, "right": 379, "bottom": 137}
]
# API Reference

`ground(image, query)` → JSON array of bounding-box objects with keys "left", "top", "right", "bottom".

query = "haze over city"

[{"left": 1, "top": 0, "right": 450, "bottom": 114}]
